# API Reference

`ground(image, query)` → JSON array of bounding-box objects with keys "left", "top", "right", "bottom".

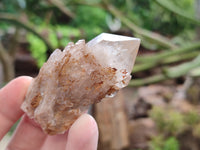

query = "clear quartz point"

[
  {"left": 21, "top": 33, "right": 140, "bottom": 135},
  {"left": 87, "top": 33, "right": 140, "bottom": 88}
]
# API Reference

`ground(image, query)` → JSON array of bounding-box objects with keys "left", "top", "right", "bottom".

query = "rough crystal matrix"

[{"left": 21, "top": 33, "right": 140, "bottom": 135}]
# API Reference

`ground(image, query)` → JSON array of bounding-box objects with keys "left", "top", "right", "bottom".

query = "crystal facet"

[{"left": 21, "top": 33, "right": 140, "bottom": 135}]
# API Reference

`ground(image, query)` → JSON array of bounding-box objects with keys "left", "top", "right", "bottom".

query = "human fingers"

[
  {"left": 65, "top": 114, "right": 99, "bottom": 150},
  {"left": 0, "top": 76, "right": 32, "bottom": 140},
  {"left": 41, "top": 131, "right": 68, "bottom": 150},
  {"left": 6, "top": 115, "right": 47, "bottom": 150}
]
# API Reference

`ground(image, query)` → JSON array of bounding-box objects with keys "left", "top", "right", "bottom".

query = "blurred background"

[{"left": 0, "top": 0, "right": 200, "bottom": 149}]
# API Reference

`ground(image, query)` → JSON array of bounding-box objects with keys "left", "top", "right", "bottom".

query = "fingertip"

[
  {"left": 13, "top": 76, "right": 33, "bottom": 87},
  {"left": 4, "top": 76, "right": 32, "bottom": 85},
  {"left": 76, "top": 114, "right": 99, "bottom": 138},
  {"left": 1, "top": 76, "right": 33, "bottom": 95},
  {"left": 66, "top": 114, "right": 99, "bottom": 150},
  {"left": 72, "top": 114, "right": 98, "bottom": 135}
]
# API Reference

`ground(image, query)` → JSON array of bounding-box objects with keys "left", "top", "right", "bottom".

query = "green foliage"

[
  {"left": 150, "top": 106, "right": 200, "bottom": 149},
  {"left": 154, "top": 0, "right": 200, "bottom": 27},
  {"left": 163, "top": 137, "right": 179, "bottom": 150},
  {"left": 125, "top": 0, "right": 195, "bottom": 36},
  {"left": 149, "top": 106, "right": 186, "bottom": 135},
  {"left": 48, "top": 30, "right": 58, "bottom": 48},
  {"left": 0, "top": 22, "right": 10, "bottom": 31},
  {"left": 149, "top": 106, "right": 166, "bottom": 131},
  {"left": 150, "top": 135, "right": 164, "bottom": 150},
  {"left": 150, "top": 136, "right": 179, "bottom": 150},
  {"left": 172, "top": 29, "right": 196, "bottom": 46},
  {"left": 55, "top": 25, "right": 81, "bottom": 47},
  {"left": 70, "top": 5, "right": 108, "bottom": 40},
  {"left": 27, "top": 34, "right": 47, "bottom": 68},
  {"left": 165, "top": 111, "right": 185, "bottom": 134},
  {"left": 184, "top": 110, "right": 200, "bottom": 126},
  {"left": 25, "top": 0, "right": 56, "bottom": 25},
  {"left": 0, "top": 0, "right": 21, "bottom": 13},
  {"left": 150, "top": 106, "right": 200, "bottom": 136},
  {"left": 26, "top": 25, "right": 83, "bottom": 67}
]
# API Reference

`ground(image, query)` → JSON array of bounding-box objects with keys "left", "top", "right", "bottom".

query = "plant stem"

[
  {"left": 47, "top": 0, "right": 75, "bottom": 18},
  {"left": 9, "top": 27, "right": 19, "bottom": 57},
  {"left": 153, "top": 0, "right": 200, "bottom": 26},
  {"left": 162, "top": 51, "right": 198, "bottom": 64},
  {"left": 0, "top": 13, "right": 54, "bottom": 50},
  {"left": 132, "top": 63, "right": 156, "bottom": 73},
  {"left": 102, "top": 1, "right": 177, "bottom": 49},
  {"left": 130, "top": 55, "right": 200, "bottom": 86},
  {"left": 164, "top": 55, "right": 200, "bottom": 78},
  {"left": 133, "top": 51, "right": 198, "bottom": 73},
  {"left": 0, "top": 43, "right": 15, "bottom": 83},
  {"left": 129, "top": 74, "right": 166, "bottom": 86},
  {"left": 136, "top": 42, "right": 200, "bottom": 63}
]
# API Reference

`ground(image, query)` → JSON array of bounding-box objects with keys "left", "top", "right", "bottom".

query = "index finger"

[{"left": 0, "top": 76, "right": 32, "bottom": 140}]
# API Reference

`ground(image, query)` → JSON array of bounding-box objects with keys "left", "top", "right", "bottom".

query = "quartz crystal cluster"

[{"left": 21, "top": 33, "right": 140, "bottom": 135}]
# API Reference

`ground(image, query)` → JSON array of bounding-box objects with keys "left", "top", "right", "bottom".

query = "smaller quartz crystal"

[{"left": 21, "top": 33, "right": 140, "bottom": 135}]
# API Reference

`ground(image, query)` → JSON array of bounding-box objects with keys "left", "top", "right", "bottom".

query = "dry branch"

[
  {"left": 47, "top": 0, "right": 75, "bottom": 19},
  {"left": 0, "top": 13, "right": 54, "bottom": 50},
  {"left": 0, "top": 43, "right": 14, "bottom": 82}
]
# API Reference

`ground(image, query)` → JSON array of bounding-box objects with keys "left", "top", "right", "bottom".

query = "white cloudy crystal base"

[{"left": 21, "top": 33, "right": 140, "bottom": 135}]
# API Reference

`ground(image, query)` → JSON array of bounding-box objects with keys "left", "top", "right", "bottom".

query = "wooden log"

[{"left": 94, "top": 91, "right": 129, "bottom": 150}]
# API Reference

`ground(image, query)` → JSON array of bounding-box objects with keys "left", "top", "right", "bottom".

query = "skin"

[{"left": 0, "top": 76, "right": 99, "bottom": 150}]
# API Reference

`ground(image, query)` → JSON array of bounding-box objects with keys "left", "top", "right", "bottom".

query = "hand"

[{"left": 0, "top": 76, "right": 99, "bottom": 150}]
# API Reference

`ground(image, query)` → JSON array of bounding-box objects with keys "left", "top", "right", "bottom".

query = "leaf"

[
  {"left": 163, "top": 137, "right": 179, "bottom": 150},
  {"left": 27, "top": 33, "right": 47, "bottom": 68}
]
